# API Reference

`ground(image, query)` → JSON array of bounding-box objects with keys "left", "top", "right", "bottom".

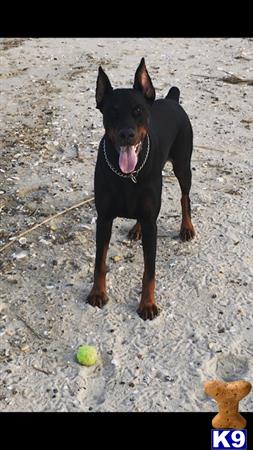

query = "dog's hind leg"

[
  {"left": 173, "top": 161, "right": 195, "bottom": 241},
  {"left": 128, "top": 221, "right": 142, "bottom": 241},
  {"left": 171, "top": 131, "right": 195, "bottom": 241}
]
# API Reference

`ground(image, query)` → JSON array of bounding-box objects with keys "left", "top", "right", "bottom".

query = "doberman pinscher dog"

[{"left": 86, "top": 58, "right": 195, "bottom": 320}]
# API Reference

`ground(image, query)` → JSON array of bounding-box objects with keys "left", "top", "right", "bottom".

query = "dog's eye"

[{"left": 133, "top": 106, "right": 142, "bottom": 117}]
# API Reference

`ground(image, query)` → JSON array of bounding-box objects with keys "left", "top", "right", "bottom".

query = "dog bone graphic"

[{"left": 204, "top": 379, "right": 252, "bottom": 429}]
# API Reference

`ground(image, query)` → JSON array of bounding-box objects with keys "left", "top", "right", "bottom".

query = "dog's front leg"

[
  {"left": 137, "top": 220, "right": 159, "bottom": 320},
  {"left": 87, "top": 216, "right": 113, "bottom": 308}
]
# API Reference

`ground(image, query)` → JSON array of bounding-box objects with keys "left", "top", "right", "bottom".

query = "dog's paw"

[
  {"left": 128, "top": 223, "right": 142, "bottom": 241},
  {"left": 137, "top": 303, "right": 159, "bottom": 321},
  {"left": 180, "top": 226, "right": 195, "bottom": 242},
  {"left": 87, "top": 291, "right": 109, "bottom": 308}
]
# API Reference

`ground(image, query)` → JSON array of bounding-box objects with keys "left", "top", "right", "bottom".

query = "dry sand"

[{"left": 0, "top": 38, "right": 253, "bottom": 412}]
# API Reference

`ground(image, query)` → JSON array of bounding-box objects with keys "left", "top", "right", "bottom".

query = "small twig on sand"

[
  {"left": 32, "top": 365, "right": 52, "bottom": 375},
  {"left": 195, "top": 144, "right": 224, "bottom": 153},
  {"left": 191, "top": 72, "right": 253, "bottom": 85},
  {"left": 219, "top": 74, "right": 253, "bottom": 85},
  {"left": 202, "top": 88, "right": 216, "bottom": 96},
  {"left": 73, "top": 142, "right": 82, "bottom": 160},
  {"left": 0, "top": 196, "right": 95, "bottom": 253},
  {"left": 16, "top": 315, "right": 47, "bottom": 340},
  {"left": 191, "top": 73, "right": 218, "bottom": 80}
]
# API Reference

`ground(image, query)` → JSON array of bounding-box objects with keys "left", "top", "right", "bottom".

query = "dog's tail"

[{"left": 166, "top": 86, "right": 180, "bottom": 102}]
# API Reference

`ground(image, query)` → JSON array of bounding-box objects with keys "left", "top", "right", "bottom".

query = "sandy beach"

[{"left": 0, "top": 37, "right": 253, "bottom": 412}]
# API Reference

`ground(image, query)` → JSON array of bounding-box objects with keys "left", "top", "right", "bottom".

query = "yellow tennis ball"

[{"left": 76, "top": 345, "right": 97, "bottom": 366}]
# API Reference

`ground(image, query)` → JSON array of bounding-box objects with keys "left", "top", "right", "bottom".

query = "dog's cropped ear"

[
  {"left": 96, "top": 66, "right": 113, "bottom": 111},
  {"left": 133, "top": 58, "right": 155, "bottom": 103}
]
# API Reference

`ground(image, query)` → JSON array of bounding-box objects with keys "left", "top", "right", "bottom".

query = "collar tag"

[{"left": 130, "top": 174, "right": 137, "bottom": 183}]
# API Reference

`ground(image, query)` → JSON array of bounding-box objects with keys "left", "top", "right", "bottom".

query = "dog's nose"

[{"left": 119, "top": 128, "right": 135, "bottom": 144}]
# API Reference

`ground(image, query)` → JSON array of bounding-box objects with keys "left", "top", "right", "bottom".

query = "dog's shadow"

[
  {"left": 75, "top": 286, "right": 91, "bottom": 310},
  {"left": 157, "top": 224, "right": 180, "bottom": 241}
]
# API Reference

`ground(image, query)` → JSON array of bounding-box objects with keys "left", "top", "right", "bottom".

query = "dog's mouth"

[{"left": 119, "top": 142, "right": 142, "bottom": 174}]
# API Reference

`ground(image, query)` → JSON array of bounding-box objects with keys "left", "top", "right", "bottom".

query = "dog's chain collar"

[{"left": 103, "top": 134, "right": 150, "bottom": 184}]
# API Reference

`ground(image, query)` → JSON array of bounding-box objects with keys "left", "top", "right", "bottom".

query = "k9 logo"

[{"left": 211, "top": 430, "right": 247, "bottom": 449}]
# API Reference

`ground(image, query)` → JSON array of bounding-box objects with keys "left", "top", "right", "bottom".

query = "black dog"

[{"left": 87, "top": 58, "right": 195, "bottom": 320}]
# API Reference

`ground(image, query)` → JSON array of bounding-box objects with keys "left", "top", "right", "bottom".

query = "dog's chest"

[{"left": 113, "top": 180, "right": 139, "bottom": 219}]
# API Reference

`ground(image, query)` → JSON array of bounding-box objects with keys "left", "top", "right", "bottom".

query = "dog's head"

[{"left": 95, "top": 58, "right": 155, "bottom": 174}]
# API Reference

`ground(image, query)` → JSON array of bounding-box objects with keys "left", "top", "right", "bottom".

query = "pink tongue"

[{"left": 119, "top": 146, "right": 138, "bottom": 174}]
